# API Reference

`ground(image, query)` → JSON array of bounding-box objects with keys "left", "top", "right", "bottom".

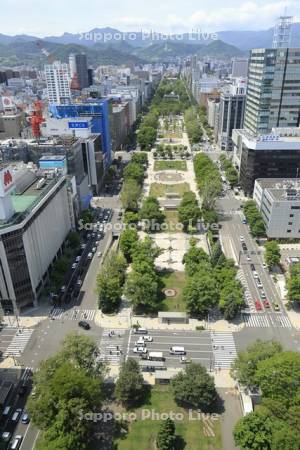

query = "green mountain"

[
  {"left": 135, "top": 41, "right": 202, "bottom": 60},
  {"left": 197, "top": 40, "right": 244, "bottom": 57},
  {"left": 0, "top": 40, "right": 145, "bottom": 68}
]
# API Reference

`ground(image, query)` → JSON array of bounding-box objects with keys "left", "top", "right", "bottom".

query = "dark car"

[
  {"left": 18, "top": 385, "right": 27, "bottom": 396},
  {"left": 78, "top": 321, "right": 90, "bottom": 330},
  {"left": 250, "top": 264, "right": 255, "bottom": 271}
]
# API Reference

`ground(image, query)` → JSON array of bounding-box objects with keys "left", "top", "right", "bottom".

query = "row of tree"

[
  {"left": 96, "top": 251, "right": 127, "bottom": 313},
  {"left": 219, "top": 153, "right": 239, "bottom": 187},
  {"left": 184, "top": 107, "right": 203, "bottom": 144},
  {"left": 120, "top": 155, "right": 148, "bottom": 211},
  {"left": 243, "top": 200, "right": 266, "bottom": 237},
  {"left": 287, "top": 261, "right": 300, "bottom": 305},
  {"left": 182, "top": 239, "right": 244, "bottom": 319},
  {"left": 231, "top": 340, "right": 300, "bottom": 450},
  {"left": 178, "top": 191, "right": 201, "bottom": 231},
  {"left": 193, "top": 153, "right": 222, "bottom": 212}
]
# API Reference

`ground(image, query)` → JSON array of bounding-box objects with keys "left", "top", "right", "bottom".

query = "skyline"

[{"left": 1, "top": 0, "right": 300, "bottom": 37}]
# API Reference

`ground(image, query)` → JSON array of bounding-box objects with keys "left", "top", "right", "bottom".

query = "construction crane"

[{"left": 30, "top": 100, "right": 44, "bottom": 138}]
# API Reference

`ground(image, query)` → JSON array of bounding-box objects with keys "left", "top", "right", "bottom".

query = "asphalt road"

[
  {"left": 0, "top": 327, "right": 16, "bottom": 355},
  {"left": 127, "top": 330, "right": 214, "bottom": 370}
]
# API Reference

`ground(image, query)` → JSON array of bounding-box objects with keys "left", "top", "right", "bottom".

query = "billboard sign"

[
  {"left": 68, "top": 121, "right": 89, "bottom": 129},
  {"left": 0, "top": 167, "right": 15, "bottom": 197}
]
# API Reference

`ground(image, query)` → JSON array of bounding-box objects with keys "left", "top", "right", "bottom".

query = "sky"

[{"left": 1, "top": 0, "right": 299, "bottom": 37}]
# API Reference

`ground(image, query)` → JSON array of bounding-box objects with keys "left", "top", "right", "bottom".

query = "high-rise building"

[
  {"left": 69, "top": 53, "right": 89, "bottom": 90},
  {"left": 217, "top": 80, "right": 246, "bottom": 151},
  {"left": 244, "top": 48, "right": 300, "bottom": 135},
  {"left": 231, "top": 58, "right": 249, "bottom": 78},
  {"left": 45, "top": 61, "right": 71, "bottom": 105}
]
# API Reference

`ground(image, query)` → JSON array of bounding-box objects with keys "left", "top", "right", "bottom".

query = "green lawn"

[
  {"left": 160, "top": 271, "right": 187, "bottom": 312},
  {"left": 164, "top": 210, "right": 180, "bottom": 233},
  {"left": 150, "top": 182, "right": 190, "bottom": 198},
  {"left": 154, "top": 160, "right": 187, "bottom": 171},
  {"left": 114, "top": 386, "right": 222, "bottom": 450}
]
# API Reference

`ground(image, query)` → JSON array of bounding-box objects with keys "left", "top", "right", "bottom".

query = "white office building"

[
  {"left": 254, "top": 178, "right": 300, "bottom": 238},
  {"left": 45, "top": 61, "right": 71, "bottom": 105}
]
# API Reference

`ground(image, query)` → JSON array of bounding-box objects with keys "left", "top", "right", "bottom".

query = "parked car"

[
  {"left": 263, "top": 299, "right": 270, "bottom": 308},
  {"left": 240, "top": 235, "right": 245, "bottom": 242},
  {"left": 273, "top": 302, "right": 280, "bottom": 311},
  {"left": 97, "top": 252, "right": 102, "bottom": 258},
  {"left": 21, "top": 412, "right": 30, "bottom": 424},
  {"left": 71, "top": 263, "right": 77, "bottom": 270},
  {"left": 1, "top": 432, "right": 11, "bottom": 442},
  {"left": 253, "top": 271, "right": 259, "bottom": 279},
  {"left": 78, "top": 321, "right": 90, "bottom": 330},
  {"left": 11, "top": 408, "right": 22, "bottom": 423},
  {"left": 250, "top": 264, "right": 255, "bottom": 271},
  {"left": 75, "top": 256, "right": 81, "bottom": 263},
  {"left": 92, "top": 247, "right": 96, "bottom": 253}
]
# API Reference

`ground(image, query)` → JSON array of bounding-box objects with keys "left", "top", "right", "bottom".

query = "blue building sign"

[{"left": 68, "top": 121, "right": 89, "bottom": 129}]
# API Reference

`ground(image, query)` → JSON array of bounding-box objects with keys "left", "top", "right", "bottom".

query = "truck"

[{"left": 148, "top": 351, "right": 165, "bottom": 361}]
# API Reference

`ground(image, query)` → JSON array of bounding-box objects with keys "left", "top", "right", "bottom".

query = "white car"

[
  {"left": 263, "top": 263, "right": 268, "bottom": 269},
  {"left": 246, "top": 255, "right": 251, "bottom": 262},
  {"left": 142, "top": 335, "right": 153, "bottom": 342},
  {"left": 135, "top": 339, "right": 147, "bottom": 347},
  {"left": 253, "top": 271, "right": 259, "bottom": 279},
  {"left": 92, "top": 247, "right": 96, "bottom": 253},
  {"left": 75, "top": 256, "right": 81, "bottom": 263},
  {"left": 240, "top": 235, "right": 245, "bottom": 242},
  {"left": 71, "top": 263, "right": 77, "bottom": 270},
  {"left": 133, "top": 347, "right": 148, "bottom": 354},
  {"left": 97, "top": 252, "right": 102, "bottom": 258}
]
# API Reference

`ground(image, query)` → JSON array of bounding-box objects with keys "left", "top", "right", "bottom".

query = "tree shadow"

[{"left": 175, "top": 435, "right": 187, "bottom": 450}]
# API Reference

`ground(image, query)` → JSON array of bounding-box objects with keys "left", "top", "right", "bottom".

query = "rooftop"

[{"left": 256, "top": 178, "right": 300, "bottom": 202}]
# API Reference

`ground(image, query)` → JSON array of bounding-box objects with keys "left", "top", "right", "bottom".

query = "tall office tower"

[
  {"left": 243, "top": 48, "right": 300, "bottom": 135},
  {"left": 69, "top": 53, "right": 89, "bottom": 89},
  {"left": 272, "top": 15, "right": 293, "bottom": 49},
  {"left": 45, "top": 61, "right": 71, "bottom": 105},
  {"left": 218, "top": 79, "right": 246, "bottom": 151},
  {"left": 231, "top": 58, "right": 249, "bottom": 78}
]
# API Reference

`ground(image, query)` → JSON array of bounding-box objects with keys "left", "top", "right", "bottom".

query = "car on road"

[
  {"left": 71, "top": 263, "right": 77, "bottom": 270},
  {"left": 262, "top": 263, "right": 268, "bottom": 269},
  {"left": 255, "top": 300, "right": 262, "bottom": 311},
  {"left": 256, "top": 279, "right": 263, "bottom": 288},
  {"left": 75, "top": 255, "right": 81, "bottom": 263},
  {"left": 9, "top": 435, "right": 22, "bottom": 449},
  {"left": 87, "top": 253, "right": 93, "bottom": 260},
  {"left": 80, "top": 244, "right": 86, "bottom": 250},
  {"left": 87, "top": 233, "right": 91, "bottom": 239},
  {"left": 95, "top": 240, "right": 100, "bottom": 245},
  {"left": 246, "top": 255, "right": 251, "bottom": 262},
  {"left": 242, "top": 243, "right": 248, "bottom": 251},
  {"left": 242, "top": 218, "right": 247, "bottom": 224},
  {"left": 253, "top": 271, "right": 259, "bottom": 279},
  {"left": 21, "top": 412, "right": 30, "bottom": 424},
  {"left": 263, "top": 299, "right": 271, "bottom": 308},
  {"left": 250, "top": 264, "right": 255, "bottom": 271},
  {"left": 92, "top": 247, "right": 96, "bottom": 253},
  {"left": 1, "top": 432, "right": 11, "bottom": 442},
  {"left": 18, "top": 385, "right": 27, "bottom": 396},
  {"left": 135, "top": 338, "right": 147, "bottom": 347},
  {"left": 273, "top": 302, "right": 280, "bottom": 311},
  {"left": 76, "top": 279, "right": 82, "bottom": 287},
  {"left": 260, "top": 291, "right": 266, "bottom": 299},
  {"left": 11, "top": 408, "right": 22, "bottom": 423},
  {"left": 141, "top": 335, "right": 153, "bottom": 342},
  {"left": 240, "top": 235, "right": 245, "bottom": 242},
  {"left": 133, "top": 327, "right": 148, "bottom": 334},
  {"left": 78, "top": 321, "right": 90, "bottom": 330},
  {"left": 133, "top": 346, "right": 148, "bottom": 354}
]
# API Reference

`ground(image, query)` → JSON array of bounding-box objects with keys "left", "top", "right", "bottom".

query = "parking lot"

[{"left": 127, "top": 330, "right": 214, "bottom": 369}]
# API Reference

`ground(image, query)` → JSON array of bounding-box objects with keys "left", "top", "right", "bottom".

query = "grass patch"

[
  {"left": 164, "top": 210, "right": 180, "bottom": 232},
  {"left": 160, "top": 271, "right": 187, "bottom": 312},
  {"left": 150, "top": 182, "right": 190, "bottom": 198},
  {"left": 114, "top": 385, "right": 222, "bottom": 450},
  {"left": 154, "top": 160, "right": 187, "bottom": 171}
]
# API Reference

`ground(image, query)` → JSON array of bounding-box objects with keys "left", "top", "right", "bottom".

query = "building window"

[
  {"left": 290, "top": 214, "right": 294, "bottom": 217},
  {"left": 287, "top": 230, "right": 292, "bottom": 233},
  {"left": 288, "top": 222, "right": 293, "bottom": 225}
]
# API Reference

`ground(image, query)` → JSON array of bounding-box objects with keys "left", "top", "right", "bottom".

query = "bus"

[{"left": 148, "top": 352, "right": 165, "bottom": 361}]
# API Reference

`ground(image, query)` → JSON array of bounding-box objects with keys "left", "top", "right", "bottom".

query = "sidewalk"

[
  {"left": 94, "top": 311, "right": 244, "bottom": 333},
  {"left": 2, "top": 303, "right": 50, "bottom": 328}
]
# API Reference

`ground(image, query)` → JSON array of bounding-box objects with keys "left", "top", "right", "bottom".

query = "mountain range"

[{"left": 1, "top": 23, "right": 300, "bottom": 67}]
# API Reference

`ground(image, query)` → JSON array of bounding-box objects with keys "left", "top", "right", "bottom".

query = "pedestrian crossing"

[
  {"left": 242, "top": 313, "right": 292, "bottom": 328},
  {"left": 97, "top": 329, "right": 127, "bottom": 365},
  {"left": 237, "top": 270, "right": 255, "bottom": 312},
  {"left": 211, "top": 331, "right": 237, "bottom": 369},
  {"left": 4, "top": 329, "right": 34, "bottom": 358},
  {"left": 50, "top": 308, "right": 96, "bottom": 321}
]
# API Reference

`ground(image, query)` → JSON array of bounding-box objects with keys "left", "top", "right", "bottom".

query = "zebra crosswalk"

[
  {"left": 237, "top": 270, "right": 255, "bottom": 312},
  {"left": 211, "top": 331, "right": 237, "bottom": 369},
  {"left": 50, "top": 308, "right": 96, "bottom": 321},
  {"left": 4, "top": 329, "right": 34, "bottom": 358},
  {"left": 242, "top": 313, "right": 292, "bottom": 328},
  {"left": 97, "top": 329, "right": 127, "bottom": 365}
]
